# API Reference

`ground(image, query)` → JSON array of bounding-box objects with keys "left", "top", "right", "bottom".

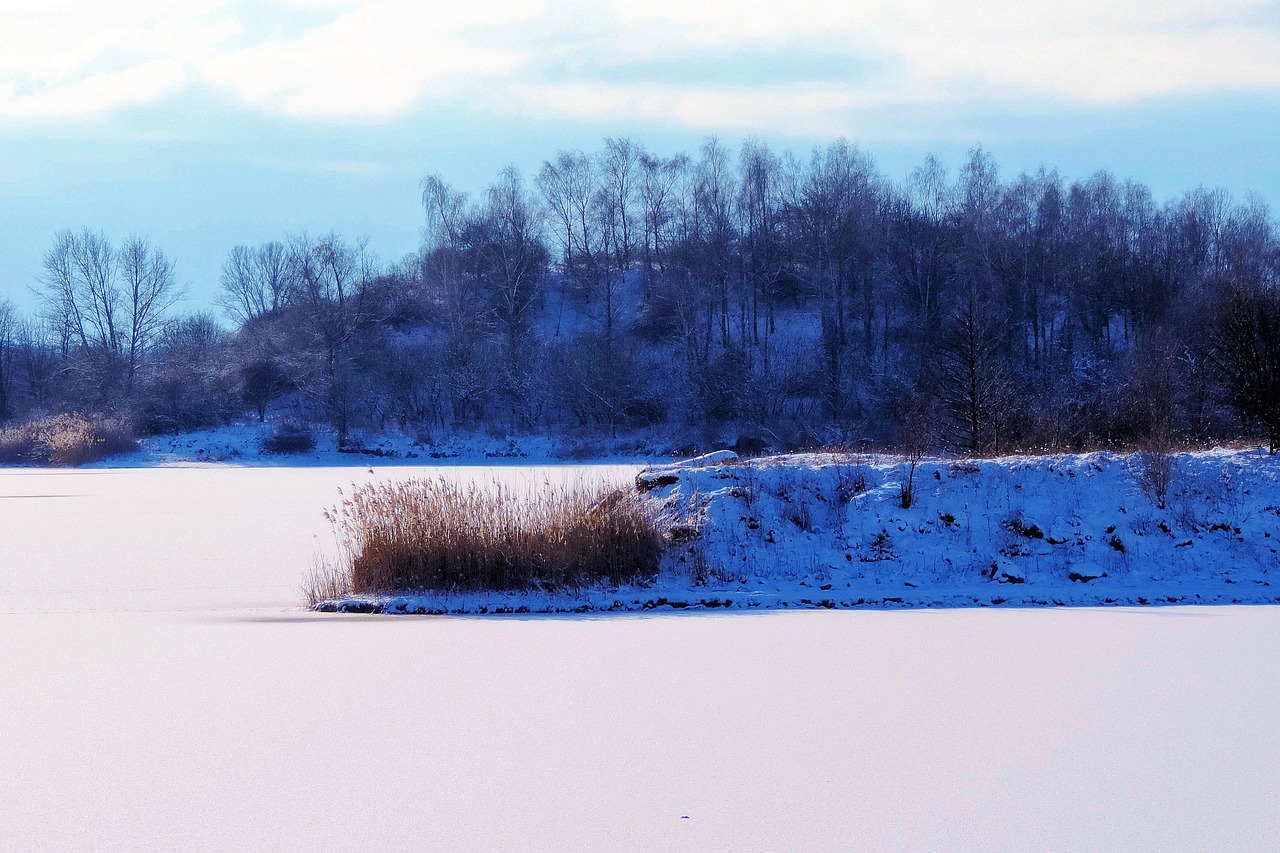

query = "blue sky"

[{"left": 1, "top": 0, "right": 1279, "bottom": 312}]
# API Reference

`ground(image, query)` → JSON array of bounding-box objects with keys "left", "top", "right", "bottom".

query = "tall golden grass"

[
  {"left": 0, "top": 413, "right": 136, "bottom": 466},
  {"left": 317, "top": 477, "right": 663, "bottom": 598}
]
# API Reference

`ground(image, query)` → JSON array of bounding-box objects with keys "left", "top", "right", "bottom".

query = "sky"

[{"left": 1, "top": 0, "right": 1279, "bottom": 313}]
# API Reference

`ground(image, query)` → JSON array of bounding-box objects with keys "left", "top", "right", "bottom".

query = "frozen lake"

[{"left": 2, "top": 465, "right": 1279, "bottom": 851}]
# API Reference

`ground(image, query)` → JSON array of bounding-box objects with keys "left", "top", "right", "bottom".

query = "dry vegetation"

[
  {"left": 0, "top": 413, "right": 136, "bottom": 466},
  {"left": 310, "top": 477, "right": 663, "bottom": 601}
]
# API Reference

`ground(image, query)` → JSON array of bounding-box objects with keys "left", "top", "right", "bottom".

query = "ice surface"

[{"left": 2, "top": 463, "right": 1279, "bottom": 850}]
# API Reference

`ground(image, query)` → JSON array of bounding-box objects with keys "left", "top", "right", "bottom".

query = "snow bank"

[{"left": 333, "top": 448, "right": 1280, "bottom": 613}]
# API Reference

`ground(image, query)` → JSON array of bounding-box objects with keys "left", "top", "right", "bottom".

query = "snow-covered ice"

[{"left": 3, "top": 462, "right": 1280, "bottom": 850}]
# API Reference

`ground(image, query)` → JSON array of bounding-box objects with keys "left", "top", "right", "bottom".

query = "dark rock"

[
  {"left": 337, "top": 601, "right": 383, "bottom": 614},
  {"left": 668, "top": 525, "right": 700, "bottom": 542},
  {"left": 636, "top": 471, "right": 680, "bottom": 492}
]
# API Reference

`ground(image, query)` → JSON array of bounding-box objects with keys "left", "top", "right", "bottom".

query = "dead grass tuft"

[
  {"left": 322, "top": 477, "right": 664, "bottom": 595},
  {"left": 303, "top": 554, "right": 352, "bottom": 607}
]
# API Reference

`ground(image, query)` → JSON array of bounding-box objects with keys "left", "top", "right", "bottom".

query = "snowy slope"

[
  {"left": 649, "top": 448, "right": 1280, "bottom": 608},
  {"left": 341, "top": 448, "right": 1280, "bottom": 614}
]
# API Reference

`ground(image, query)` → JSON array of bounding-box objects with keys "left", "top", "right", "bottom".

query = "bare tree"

[
  {"left": 596, "top": 138, "right": 643, "bottom": 355},
  {"left": 536, "top": 150, "right": 602, "bottom": 301},
  {"left": 37, "top": 228, "right": 118, "bottom": 354},
  {"left": 0, "top": 299, "right": 14, "bottom": 421},
  {"left": 475, "top": 167, "right": 548, "bottom": 424},
  {"left": 34, "top": 229, "right": 180, "bottom": 401},
  {"left": 933, "top": 297, "right": 1014, "bottom": 454},
  {"left": 893, "top": 386, "right": 937, "bottom": 508},
  {"left": 218, "top": 242, "right": 295, "bottom": 324},
  {"left": 118, "top": 237, "right": 182, "bottom": 395},
  {"left": 638, "top": 151, "right": 688, "bottom": 278},
  {"left": 291, "top": 234, "right": 388, "bottom": 443},
  {"left": 1209, "top": 281, "right": 1280, "bottom": 452},
  {"left": 421, "top": 173, "right": 497, "bottom": 426},
  {"left": 70, "top": 229, "right": 121, "bottom": 355}
]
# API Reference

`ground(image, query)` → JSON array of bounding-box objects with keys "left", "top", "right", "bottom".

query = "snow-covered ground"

[
  {"left": 4, "top": 462, "right": 1280, "bottom": 850},
  {"left": 339, "top": 448, "right": 1280, "bottom": 614},
  {"left": 652, "top": 447, "right": 1280, "bottom": 607}
]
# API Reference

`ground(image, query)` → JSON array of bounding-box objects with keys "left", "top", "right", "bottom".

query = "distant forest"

[{"left": 2, "top": 137, "right": 1279, "bottom": 455}]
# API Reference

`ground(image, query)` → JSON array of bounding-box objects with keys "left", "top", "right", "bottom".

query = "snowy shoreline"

[
  {"left": 317, "top": 589, "right": 1280, "bottom": 616},
  {"left": 72, "top": 423, "right": 661, "bottom": 469},
  {"left": 319, "top": 447, "right": 1280, "bottom": 614}
]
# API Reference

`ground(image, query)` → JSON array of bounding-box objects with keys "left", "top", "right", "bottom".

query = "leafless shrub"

[
  {"left": 324, "top": 477, "right": 664, "bottom": 595},
  {"left": 896, "top": 388, "right": 937, "bottom": 509},
  {"left": 737, "top": 464, "right": 758, "bottom": 510},
  {"left": 899, "top": 469, "right": 917, "bottom": 510},
  {"left": 789, "top": 496, "right": 814, "bottom": 532},
  {"left": 260, "top": 421, "right": 316, "bottom": 455},
  {"left": 834, "top": 463, "right": 868, "bottom": 504},
  {"left": 1136, "top": 447, "right": 1175, "bottom": 510}
]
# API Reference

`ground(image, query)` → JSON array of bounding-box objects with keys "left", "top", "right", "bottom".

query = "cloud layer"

[{"left": 1, "top": 0, "right": 1278, "bottom": 130}]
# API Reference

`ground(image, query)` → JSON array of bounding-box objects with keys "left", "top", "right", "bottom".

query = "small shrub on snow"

[
  {"left": 788, "top": 498, "right": 814, "bottom": 532},
  {"left": 833, "top": 464, "right": 868, "bottom": 504},
  {"left": 862, "top": 530, "right": 898, "bottom": 562},
  {"left": 260, "top": 422, "right": 316, "bottom": 455},
  {"left": 734, "top": 465, "right": 759, "bottom": 510},
  {"left": 1135, "top": 447, "right": 1175, "bottom": 510}
]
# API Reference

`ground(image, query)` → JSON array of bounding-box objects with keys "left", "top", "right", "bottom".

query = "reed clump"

[
  {"left": 0, "top": 413, "right": 137, "bottom": 466},
  {"left": 325, "top": 477, "right": 663, "bottom": 595}
]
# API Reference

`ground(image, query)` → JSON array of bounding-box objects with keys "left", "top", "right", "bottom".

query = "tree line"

[{"left": 1, "top": 137, "right": 1278, "bottom": 454}]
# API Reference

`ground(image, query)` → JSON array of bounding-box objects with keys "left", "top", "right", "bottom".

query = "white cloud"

[
  {"left": 200, "top": 2, "right": 530, "bottom": 118},
  {"left": 0, "top": 0, "right": 1277, "bottom": 128},
  {"left": 0, "top": 59, "right": 191, "bottom": 119}
]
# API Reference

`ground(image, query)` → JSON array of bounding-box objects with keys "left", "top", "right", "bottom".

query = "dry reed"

[
  {"left": 323, "top": 477, "right": 663, "bottom": 595},
  {"left": 0, "top": 413, "right": 136, "bottom": 466}
]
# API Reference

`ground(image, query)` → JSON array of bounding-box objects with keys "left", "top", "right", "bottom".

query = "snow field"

[{"left": 2, "top": 463, "right": 1280, "bottom": 850}]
